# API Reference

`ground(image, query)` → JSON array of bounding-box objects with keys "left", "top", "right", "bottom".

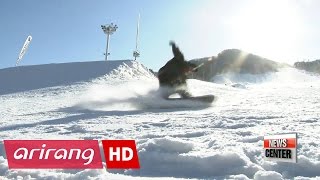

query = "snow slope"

[
  {"left": 0, "top": 61, "right": 320, "bottom": 180},
  {"left": 0, "top": 60, "right": 140, "bottom": 95}
]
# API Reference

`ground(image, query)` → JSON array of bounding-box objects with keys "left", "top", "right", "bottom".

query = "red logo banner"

[{"left": 4, "top": 140, "right": 103, "bottom": 169}]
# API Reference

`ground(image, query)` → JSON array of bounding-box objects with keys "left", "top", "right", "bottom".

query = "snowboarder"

[{"left": 157, "top": 41, "right": 198, "bottom": 99}]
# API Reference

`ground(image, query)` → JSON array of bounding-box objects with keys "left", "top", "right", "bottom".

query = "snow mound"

[
  {"left": 117, "top": 137, "right": 261, "bottom": 179},
  {"left": 139, "top": 137, "right": 194, "bottom": 153},
  {"left": 0, "top": 156, "right": 175, "bottom": 180},
  {"left": 211, "top": 72, "right": 272, "bottom": 85},
  {"left": 75, "top": 63, "right": 213, "bottom": 111},
  {"left": 75, "top": 82, "right": 213, "bottom": 111},
  {"left": 261, "top": 155, "right": 320, "bottom": 179},
  {"left": 211, "top": 67, "right": 320, "bottom": 87},
  {"left": 253, "top": 170, "right": 284, "bottom": 180},
  {"left": 268, "top": 67, "right": 320, "bottom": 84},
  {"left": 0, "top": 60, "right": 146, "bottom": 95},
  {"left": 96, "top": 60, "right": 155, "bottom": 81}
]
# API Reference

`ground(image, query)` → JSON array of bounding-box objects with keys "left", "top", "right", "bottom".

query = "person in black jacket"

[{"left": 157, "top": 41, "right": 197, "bottom": 99}]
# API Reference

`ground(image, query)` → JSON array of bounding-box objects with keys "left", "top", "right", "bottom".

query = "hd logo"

[{"left": 263, "top": 133, "right": 297, "bottom": 163}]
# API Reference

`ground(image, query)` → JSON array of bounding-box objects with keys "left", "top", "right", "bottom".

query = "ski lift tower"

[
  {"left": 101, "top": 23, "right": 118, "bottom": 61},
  {"left": 133, "top": 13, "right": 140, "bottom": 61}
]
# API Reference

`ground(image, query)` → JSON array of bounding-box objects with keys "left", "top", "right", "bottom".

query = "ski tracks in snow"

[{"left": 1, "top": 67, "right": 320, "bottom": 179}]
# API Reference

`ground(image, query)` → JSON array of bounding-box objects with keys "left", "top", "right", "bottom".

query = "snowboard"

[{"left": 166, "top": 94, "right": 215, "bottom": 103}]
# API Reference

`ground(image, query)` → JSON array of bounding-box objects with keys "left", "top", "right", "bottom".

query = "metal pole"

[
  {"left": 135, "top": 13, "right": 140, "bottom": 58},
  {"left": 133, "top": 13, "right": 140, "bottom": 61},
  {"left": 101, "top": 23, "right": 118, "bottom": 62},
  {"left": 106, "top": 34, "right": 110, "bottom": 61}
]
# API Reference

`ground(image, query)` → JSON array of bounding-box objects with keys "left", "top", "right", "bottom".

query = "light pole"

[
  {"left": 101, "top": 23, "right": 118, "bottom": 61},
  {"left": 133, "top": 13, "right": 140, "bottom": 61}
]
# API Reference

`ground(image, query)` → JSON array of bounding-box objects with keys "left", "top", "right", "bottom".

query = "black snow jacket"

[{"left": 157, "top": 41, "right": 197, "bottom": 87}]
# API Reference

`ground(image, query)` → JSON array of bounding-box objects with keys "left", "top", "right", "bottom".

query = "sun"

[{"left": 230, "top": 0, "right": 303, "bottom": 63}]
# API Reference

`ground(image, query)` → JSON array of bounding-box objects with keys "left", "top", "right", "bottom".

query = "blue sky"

[{"left": 1, "top": 0, "right": 320, "bottom": 70}]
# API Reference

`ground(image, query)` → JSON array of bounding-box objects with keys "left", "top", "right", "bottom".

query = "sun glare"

[{"left": 230, "top": 0, "right": 303, "bottom": 63}]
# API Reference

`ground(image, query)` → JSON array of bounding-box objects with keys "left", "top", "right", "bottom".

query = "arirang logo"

[
  {"left": 4, "top": 140, "right": 103, "bottom": 169},
  {"left": 13, "top": 144, "right": 94, "bottom": 165},
  {"left": 4, "top": 139, "right": 140, "bottom": 169}
]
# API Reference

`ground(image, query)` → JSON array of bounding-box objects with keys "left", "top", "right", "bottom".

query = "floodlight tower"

[
  {"left": 101, "top": 23, "right": 118, "bottom": 61},
  {"left": 133, "top": 13, "right": 140, "bottom": 61}
]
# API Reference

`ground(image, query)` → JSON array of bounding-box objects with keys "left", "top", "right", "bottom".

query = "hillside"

[
  {"left": 189, "top": 49, "right": 281, "bottom": 81},
  {"left": 294, "top": 60, "right": 320, "bottom": 74}
]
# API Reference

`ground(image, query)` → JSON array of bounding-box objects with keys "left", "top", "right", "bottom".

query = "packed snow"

[{"left": 0, "top": 60, "right": 320, "bottom": 180}]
